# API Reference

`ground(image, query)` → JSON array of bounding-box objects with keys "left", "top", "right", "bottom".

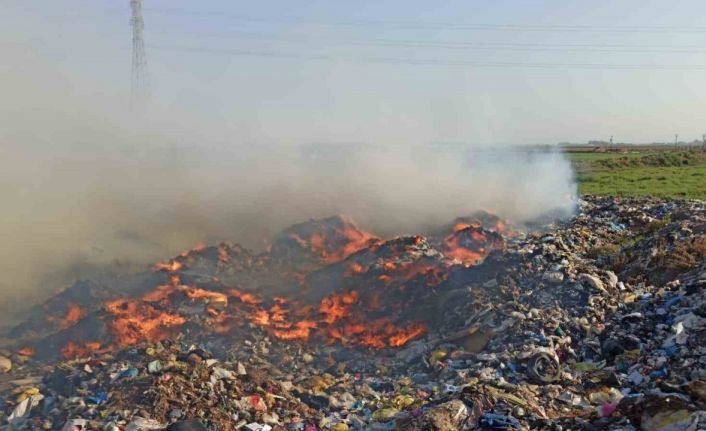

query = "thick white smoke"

[{"left": 0, "top": 37, "right": 576, "bottom": 326}]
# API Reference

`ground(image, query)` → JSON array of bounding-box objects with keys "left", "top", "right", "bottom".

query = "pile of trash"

[{"left": 1, "top": 195, "right": 706, "bottom": 430}]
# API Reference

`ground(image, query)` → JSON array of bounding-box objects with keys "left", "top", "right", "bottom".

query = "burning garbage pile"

[
  {"left": 7, "top": 213, "right": 506, "bottom": 361},
  {"left": 2, "top": 196, "right": 706, "bottom": 430}
]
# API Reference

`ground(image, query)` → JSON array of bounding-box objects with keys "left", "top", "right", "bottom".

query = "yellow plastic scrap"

[
  {"left": 486, "top": 386, "right": 528, "bottom": 408},
  {"left": 641, "top": 409, "right": 697, "bottom": 431},
  {"left": 487, "top": 386, "right": 548, "bottom": 419},
  {"left": 391, "top": 394, "right": 416, "bottom": 409},
  {"left": 371, "top": 407, "right": 399, "bottom": 421},
  {"left": 429, "top": 350, "right": 447, "bottom": 365},
  {"left": 16, "top": 387, "right": 40, "bottom": 403},
  {"left": 622, "top": 293, "right": 637, "bottom": 304},
  {"left": 307, "top": 374, "right": 336, "bottom": 392},
  {"left": 615, "top": 349, "right": 641, "bottom": 364},
  {"left": 573, "top": 360, "right": 606, "bottom": 372},
  {"left": 331, "top": 423, "right": 349, "bottom": 431},
  {"left": 169, "top": 360, "right": 188, "bottom": 373},
  {"left": 588, "top": 388, "right": 624, "bottom": 405}
]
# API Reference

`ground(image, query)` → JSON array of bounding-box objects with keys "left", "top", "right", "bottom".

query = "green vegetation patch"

[
  {"left": 577, "top": 165, "right": 706, "bottom": 199},
  {"left": 568, "top": 149, "right": 706, "bottom": 199},
  {"left": 593, "top": 151, "right": 706, "bottom": 169}
]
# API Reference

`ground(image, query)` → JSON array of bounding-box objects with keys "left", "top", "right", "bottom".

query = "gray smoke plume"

[{"left": 0, "top": 39, "right": 576, "bottom": 327}]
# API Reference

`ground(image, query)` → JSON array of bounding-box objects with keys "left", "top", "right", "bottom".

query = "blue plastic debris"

[
  {"left": 119, "top": 367, "right": 139, "bottom": 379},
  {"left": 663, "top": 295, "right": 682, "bottom": 309},
  {"left": 649, "top": 368, "right": 669, "bottom": 379},
  {"left": 609, "top": 222, "right": 626, "bottom": 232},
  {"left": 86, "top": 391, "right": 108, "bottom": 405},
  {"left": 479, "top": 413, "right": 521, "bottom": 430}
]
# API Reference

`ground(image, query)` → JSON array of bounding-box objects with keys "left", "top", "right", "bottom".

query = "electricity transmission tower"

[{"left": 130, "top": 0, "right": 148, "bottom": 103}]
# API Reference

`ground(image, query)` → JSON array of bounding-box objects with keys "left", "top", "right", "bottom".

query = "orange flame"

[
  {"left": 81, "top": 220, "right": 438, "bottom": 352},
  {"left": 153, "top": 260, "right": 183, "bottom": 272},
  {"left": 299, "top": 218, "right": 378, "bottom": 264},
  {"left": 61, "top": 341, "right": 107, "bottom": 360},
  {"left": 179, "top": 242, "right": 206, "bottom": 257},
  {"left": 345, "top": 262, "right": 367, "bottom": 276},
  {"left": 272, "top": 320, "right": 317, "bottom": 340},
  {"left": 239, "top": 289, "right": 425, "bottom": 348},
  {"left": 442, "top": 225, "right": 503, "bottom": 266},
  {"left": 379, "top": 261, "right": 447, "bottom": 286},
  {"left": 142, "top": 284, "right": 178, "bottom": 302},
  {"left": 218, "top": 244, "right": 230, "bottom": 264},
  {"left": 184, "top": 287, "right": 228, "bottom": 306},
  {"left": 319, "top": 291, "right": 358, "bottom": 324},
  {"left": 104, "top": 299, "right": 186, "bottom": 346},
  {"left": 227, "top": 288, "right": 262, "bottom": 304},
  {"left": 17, "top": 347, "right": 34, "bottom": 357},
  {"left": 48, "top": 303, "right": 86, "bottom": 329}
]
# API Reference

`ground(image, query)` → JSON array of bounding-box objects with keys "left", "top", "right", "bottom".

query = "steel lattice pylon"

[{"left": 130, "top": 0, "right": 148, "bottom": 103}]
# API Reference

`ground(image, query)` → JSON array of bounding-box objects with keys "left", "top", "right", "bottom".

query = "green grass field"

[{"left": 569, "top": 150, "right": 706, "bottom": 200}]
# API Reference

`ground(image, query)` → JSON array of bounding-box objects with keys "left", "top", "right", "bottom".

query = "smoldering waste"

[{"left": 1, "top": 196, "right": 706, "bottom": 430}]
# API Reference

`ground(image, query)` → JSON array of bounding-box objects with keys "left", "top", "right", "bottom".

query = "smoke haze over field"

[{"left": 0, "top": 3, "right": 579, "bottom": 325}]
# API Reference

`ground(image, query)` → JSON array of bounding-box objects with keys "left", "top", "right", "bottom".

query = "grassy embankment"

[{"left": 568, "top": 150, "right": 706, "bottom": 199}]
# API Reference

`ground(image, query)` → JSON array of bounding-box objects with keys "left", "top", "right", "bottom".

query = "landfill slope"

[{"left": 1, "top": 196, "right": 706, "bottom": 430}]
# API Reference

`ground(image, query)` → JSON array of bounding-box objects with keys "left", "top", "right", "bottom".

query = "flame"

[
  {"left": 250, "top": 309, "right": 271, "bottom": 326},
  {"left": 378, "top": 274, "right": 392, "bottom": 284},
  {"left": 272, "top": 320, "right": 317, "bottom": 340},
  {"left": 104, "top": 299, "right": 186, "bottom": 346},
  {"left": 153, "top": 242, "right": 207, "bottom": 272},
  {"left": 142, "top": 284, "right": 178, "bottom": 302},
  {"left": 293, "top": 217, "right": 378, "bottom": 264},
  {"left": 218, "top": 244, "right": 230, "bottom": 264},
  {"left": 227, "top": 288, "right": 262, "bottom": 304},
  {"left": 59, "top": 218, "right": 446, "bottom": 354},
  {"left": 345, "top": 261, "right": 367, "bottom": 276},
  {"left": 452, "top": 222, "right": 474, "bottom": 232},
  {"left": 312, "top": 227, "right": 374, "bottom": 263},
  {"left": 389, "top": 323, "right": 426, "bottom": 346},
  {"left": 48, "top": 303, "right": 86, "bottom": 329},
  {"left": 442, "top": 225, "right": 503, "bottom": 266},
  {"left": 378, "top": 261, "right": 447, "bottom": 286},
  {"left": 184, "top": 287, "right": 228, "bottom": 306},
  {"left": 319, "top": 291, "right": 358, "bottom": 324},
  {"left": 17, "top": 347, "right": 34, "bottom": 357},
  {"left": 153, "top": 260, "right": 183, "bottom": 272},
  {"left": 239, "top": 289, "right": 424, "bottom": 348},
  {"left": 61, "top": 341, "right": 107, "bottom": 359},
  {"left": 357, "top": 319, "right": 426, "bottom": 348},
  {"left": 180, "top": 242, "right": 206, "bottom": 257}
]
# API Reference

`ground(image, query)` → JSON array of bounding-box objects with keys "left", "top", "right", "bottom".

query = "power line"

[
  {"left": 146, "top": 29, "right": 706, "bottom": 54},
  {"left": 144, "top": 8, "right": 706, "bottom": 33},
  {"left": 146, "top": 44, "right": 706, "bottom": 70}
]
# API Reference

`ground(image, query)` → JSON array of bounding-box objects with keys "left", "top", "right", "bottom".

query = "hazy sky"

[{"left": 4, "top": 0, "right": 706, "bottom": 145}]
